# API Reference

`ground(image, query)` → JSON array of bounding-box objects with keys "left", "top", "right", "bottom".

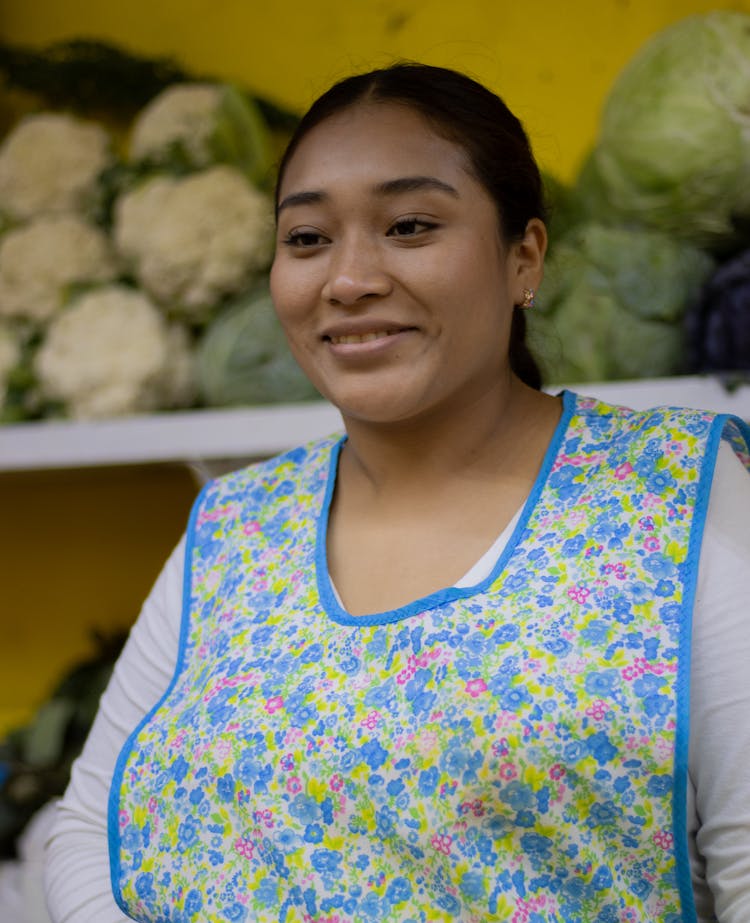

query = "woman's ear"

[{"left": 510, "top": 218, "right": 547, "bottom": 303}]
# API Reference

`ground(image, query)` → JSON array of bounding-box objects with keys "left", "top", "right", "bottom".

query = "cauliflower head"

[
  {"left": 128, "top": 82, "right": 272, "bottom": 183},
  {"left": 0, "top": 215, "right": 119, "bottom": 324},
  {"left": 130, "top": 83, "right": 223, "bottom": 165},
  {"left": 34, "top": 285, "right": 195, "bottom": 419},
  {"left": 113, "top": 165, "right": 274, "bottom": 319},
  {"left": 0, "top": 113, "right": 115, "bottom": 221}
]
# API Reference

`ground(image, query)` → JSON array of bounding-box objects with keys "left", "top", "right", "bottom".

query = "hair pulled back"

[{"left": 275, "top": 62, "right": 547, "bottom": 389}]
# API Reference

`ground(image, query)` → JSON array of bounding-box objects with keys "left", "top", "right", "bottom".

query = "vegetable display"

[
  {"left": 531, "top": 224, "right": 714, "bottom": 383},
  {"left": 578, "top": 11, "right": 750, "bottom": 250},
  {"left": 0, "top": 17, "right": 749, "bottom": 423},
  {"left": 534, "top": 10, "right": 750, "bottom": 383}
]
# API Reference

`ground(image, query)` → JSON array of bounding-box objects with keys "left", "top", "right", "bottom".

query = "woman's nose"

[{"left": 321, "top": 239, "right": 391, "bottom": 306}]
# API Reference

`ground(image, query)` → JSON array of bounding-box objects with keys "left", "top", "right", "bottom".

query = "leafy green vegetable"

[
  {"left": 531, "top": 223, "right": 714, "bottom": 383},
  {"left": 196, "top": 283, "right": 319, "bottom": 407},
  {"left": 582, "top": 11, "right": 750, "bottom": 251}
]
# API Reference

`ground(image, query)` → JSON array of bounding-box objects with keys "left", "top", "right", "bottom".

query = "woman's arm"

[
  {"left": 43, "top": 536, "right": 186, "bottom": 922},
  {"left": 690, "top": 440, "right": 750, "bottom": 922}
]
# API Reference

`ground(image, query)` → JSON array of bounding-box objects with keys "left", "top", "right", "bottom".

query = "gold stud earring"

[{"left": 520, "top": 288, "right": 535, "bottom": 309}]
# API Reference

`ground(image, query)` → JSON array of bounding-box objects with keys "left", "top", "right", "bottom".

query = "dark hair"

[{"left": 276, "top": 62, "right": 546, "bottom": 389}]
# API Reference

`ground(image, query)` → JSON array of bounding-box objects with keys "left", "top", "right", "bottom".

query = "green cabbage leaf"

[
  {"left": 196, "top": 283, "right": 320, "bottom": 407},
  {"left": 531, "top": 223, "right": 714, "bottom": 383},
  {"left": 581, "top": 11, "right": 750, "bottom": 251}
]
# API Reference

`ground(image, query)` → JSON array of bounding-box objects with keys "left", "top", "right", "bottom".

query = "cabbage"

[
  {"left": 582, "top": 11, "right": 750, "bottom": 250},
  {"left": 685, "top": 249, "right": 750, "bottom": 373},
  {"left": 196, "top": 283, "right": 320, "bottom": 406},
  {"left": 530, "top": 223, "right": 714, "bottom": 383}
]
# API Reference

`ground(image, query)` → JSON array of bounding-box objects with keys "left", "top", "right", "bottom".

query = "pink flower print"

[
  {"left": 585, "top": 699, "right": 608, "bottom": 720},
  {"left": 264, "top": 695, "right": 284, "bottom": 715},
  {"left": 148, "top": 797, "right": 158, "bottom": 814},
  {"left": 622, "top": 657, "right": 648, "bottom": 681},
  {"left": 499, "top": 762, "right": 518, "bottom": 781},
  {"left": 470, "top": 798, "right": 485, "bottom": 817},
  {"left": 653, "top": 829, "right": 674, "bottom": 850},
  {"left": 234, "top": 837, "right": 255, "bottom": 859},
  {"left": 465, "top": 678, "right": 488, "bottom": 698},
  {"left": 492, "top": 737, "right": 510, "bottom": 757},
  {"left": 614, "top": 462, "right": 634, "bottom": 480},
  {"left": 286, "top": 776, "right": 302, "bottom": 794},
  {"left": 360, "top": 711, "right": 381, "bottom": 730},
  {"left": 329, "top": 773, "right": 344, "bottom": 792},
  {"left": 242, "top": 520, "right": 261, "bottom": 536},
  {"left": 118, "top": 810, "right": 130, "bottom": 828},
  {"left": 280, "top": 753, "right": 295, "bottom": 772},
  {"left": 639, "top": 515, "right": 655, "bottom": 531},
  {"left": 567, "top": 584, "right": 590, "bottom": 604},
  {"left": 549, "top": 763, "right": 566, "bottom": 780},
  {"left": 644, "top": 536, "right": 661, "bottom": 552},
  {"left": 431, "top": 833, "right": 453, "bottom": 855}
]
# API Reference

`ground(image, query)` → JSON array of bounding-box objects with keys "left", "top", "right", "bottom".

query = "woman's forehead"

[{"left": 279, "top": 102, "right": 474, "bottom": 196}]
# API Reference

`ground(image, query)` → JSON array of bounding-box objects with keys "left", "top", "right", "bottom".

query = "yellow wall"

[{"left": 1, "top": 0, "right": 749, "bottom": 733}]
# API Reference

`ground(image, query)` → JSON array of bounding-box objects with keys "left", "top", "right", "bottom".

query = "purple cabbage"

[{"left": 686, "top": 249, "right": 750, "bottom": 372}]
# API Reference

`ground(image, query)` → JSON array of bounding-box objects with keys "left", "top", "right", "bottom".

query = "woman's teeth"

[{"left": 330, "top": 331, "right": 393, "bottom": 345}]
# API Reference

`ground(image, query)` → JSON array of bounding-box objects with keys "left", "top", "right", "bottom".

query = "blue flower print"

[
  {"left": 289, "top": 794, "right": 321, "bottom": 825},
  {"left": 169, "top": 755, "right": 190, "bottom": 783},
  {"left": 549, "top": 465, "right": 585, "bottom": 501},
  {"left": 217, "top": 773, "right": 235, "bottom": 803},
  {"left": 520, "top": 833, "right": 553, "bottom": 860},
  {"left": 647, "top": 774, "right": 672, "bottom": 797},
  {"left": 644, "top": 693, "right": 672, "bottom": 718},
  {"left": 184, "top": 889, "right": 203, "bottom": 915},
  {"left": 643, "top": 554, "right": 677, "bottom": 580},
  {"left": 499, "top": 781, "right": 534, "bottom": 811},
  {"left": 459, "top": 871, "right": 486, "bottom": 901},
  {"left": 359, "top": 892, "right": 385, "bottom": 919},
  {"left": 585, "top": 731, "right": 617, "bottom": 766},
  {"left": 303, "top": 824, "right": 324, "bottom": 844},
  {"left": 587, "top": 800, "right": 620, "bottom": 827},
  {"left": 224, "top": 901, "right": 249, "bottom": 920},
  {"left": 177, "top": 815, "right": 201, "bottom": 853},
  {"left": 561, "top": 535, "right": 586, "bottom": 557},
  {"left": 310, "top": 848, "right": 342, "bottom": 873},
  {"left": 255, "top": 876, "right": 281, "bottom": 907},
  {"left": 591, "top": 866, "right": 613, "bottom": 891},
  {"left": 386, "top": 876, "right": 413, "bottom": 905},
  {"left": 584, "top": 670, "right": 619, "bottom": 696},
  {"left": 435, "top": 892, "right": 462, "bottom": 915},
  {"left": 647, "top": 470, "right": 677, "bottom": 495},
  {"left": 135, "top": 872, "right": 156, "bottom": 903},
  {"left": 418, "top": 766, "right": 439, "bottom": 796},
  {"left": 494, "top": 623, "right": 521, "bottom": 644},
  {"left": 359, "top": 739, "right": 388, "bottom": 770}
]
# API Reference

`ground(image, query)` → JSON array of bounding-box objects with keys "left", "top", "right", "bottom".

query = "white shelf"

[{"left": 0, "top": 377, "right": 747, "bottom": 472}]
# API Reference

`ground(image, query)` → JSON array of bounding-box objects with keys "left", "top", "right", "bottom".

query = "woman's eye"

[
  {"left": 283, "top": 230, "right": 328, "bottom": 248},
  {"left": 387, "top": 218, "right": 436, "bottom": 238}
]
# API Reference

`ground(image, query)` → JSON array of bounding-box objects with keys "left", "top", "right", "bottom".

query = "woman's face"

[{"left": 270, "top": 102, "right": 543, "bottom": 427}]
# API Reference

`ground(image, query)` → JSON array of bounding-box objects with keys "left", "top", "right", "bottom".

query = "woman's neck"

[{"left": 337, "top": 377, "right": 561, "bottom": 501}]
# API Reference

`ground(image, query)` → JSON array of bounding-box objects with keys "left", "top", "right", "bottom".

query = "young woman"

[{"left": 45, "top": 64, "right": 750, "bottom": 922}]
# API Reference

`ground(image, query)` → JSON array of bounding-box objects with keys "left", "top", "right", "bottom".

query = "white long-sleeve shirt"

[{"left": 44, "top": 442, "right": 750, "bottom": 922}]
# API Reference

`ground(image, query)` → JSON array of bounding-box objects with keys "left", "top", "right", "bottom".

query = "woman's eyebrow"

[
  {"left": 277, "top": 190, "right": 326, "bottom": 214},
  {"left": 276, "top": 175, "right": 460, "bottom": 215},
  {"left": 374, "top": 176, "right": 460, "bottom": 197}
]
